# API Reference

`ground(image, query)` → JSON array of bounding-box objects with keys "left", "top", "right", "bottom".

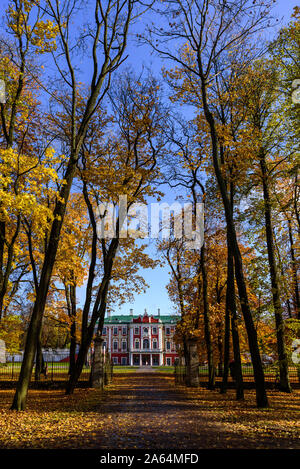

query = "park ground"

[{"left": 0, "top": 373, "right": 299, "bottom": 449}]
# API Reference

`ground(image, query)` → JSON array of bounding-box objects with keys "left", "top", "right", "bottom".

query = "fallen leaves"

[{"left": 0, "top": 375, "right": 299, "bottom": 449}]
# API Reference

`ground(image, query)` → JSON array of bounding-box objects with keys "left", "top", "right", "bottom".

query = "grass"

[
  {"left": 1, "top": 362, "right": 299, "bottom": 382},
  {"left": 112, "top": 365, "right": 175, "bottom": 373},
  {"left": 111, "top": 365, "right": 175, "bottom": 373},
  {"left": 0, "top": 364, "right": 175, "bottom": 380},
  {"left": 112, "top": 366, "right": 138, "bottom": 373}
]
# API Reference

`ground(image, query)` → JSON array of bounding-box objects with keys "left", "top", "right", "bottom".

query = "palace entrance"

[
  {"left": 142, "top": 354, "right": 150, "bottom": 366},
  {"left": 152, "top": 355, "right": 159, "bottom": 366},
  {"left": 133, "top": 354, "right": 140, "bottom": 366},
  {"left": 131, "top": 354, "right": 162, "bottom": 366}
]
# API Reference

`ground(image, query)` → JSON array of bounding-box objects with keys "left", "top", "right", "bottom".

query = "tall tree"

[
  {"left": 66, "top": 73, "right": 166, "bottom": 393},
  {"left": 234, "top": 61, "right": 292, "bottom": 392},
  {"left": 146, "top": 0, "right": 272, "bottom": 406},
  {"left": 11, "top": 0, "right": 137, "bottom": 410},
  {"left": 164, "top": 121, "right": 216, "bottom": 387}
]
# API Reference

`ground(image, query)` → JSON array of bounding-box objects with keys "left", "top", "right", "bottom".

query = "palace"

[{"left": 103, "top": 309, "right": 179, "bottom": 366}]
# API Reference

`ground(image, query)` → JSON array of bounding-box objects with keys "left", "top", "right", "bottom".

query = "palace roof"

[{"left": 103, "top": 314, "right": 179, "bottom": 325}]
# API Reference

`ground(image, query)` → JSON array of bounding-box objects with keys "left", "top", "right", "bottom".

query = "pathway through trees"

[
  {"left": 78, "top": 373, "right": 300, "bottom": 449},
  {"left": 0, "top": 373, "right": 299, "bottom": 449}
]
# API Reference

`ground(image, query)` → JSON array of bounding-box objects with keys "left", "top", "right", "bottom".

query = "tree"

[
  {"left": 145, "top": 0, "right": 273, "bottom": 407},
  {"left": 66, "top": 72, "right": 166, "bottom": 393},
  {"left": 234, "top": 61, "right": 292, "bottom": 392},
  {"left": 0, "top": 0, "right": 56, "bottom": 319},
  {"left": 11, "top": 0, "right": 137, "bottom": 411},
  {"left": 270, "top": 10, "right": 300, "bottom": 318},
  {"left": 162, "top": 119, "right": 216, "bottom": 387}
]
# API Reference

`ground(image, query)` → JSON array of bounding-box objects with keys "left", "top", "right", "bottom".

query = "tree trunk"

[
  {"left": 199, "top": 78, "right": 268, "bottom": 407},
  {"left": 221, "top": 182, "right": 244, "bottom": 399},
  {"left": 34, "top": 333, "right": 44, "bottom": 382},
  {"left": 200, "top": 245, "right": 215, "bottom": 389},
  {"left": 66, "top": 239, "right": 118, "bottom": 394},
  {"left": 287, "top": 219, "right": 299, "bottom": 319},
  {"left": 68, "top": 283, "right": 77, "bottom": 375},
  {"left": 260, "top": 153, "right": 291, "bottom": 392},
  {"left": 0, "top": 221, "right": 5, "bottom": 321},
  {"left": 217, "top": 323, "right": 223, "bottom": 378},
  {"left": 227, "top": 236, "right": 244, "bottom": 400},
  {"left": 11, "top": 159, "right": 77, "bottom": 410},
  {"left": 0, "top": 218, "right": 20, "bottom": 320},
  {"left": 183, "top": 338, "right": 189, "bottom": 369},
  {"left": 66, "top": 286, "right": 108, "bottom": 395},
  {"left": 220, "top": 283, "right": 230, "bottom": 393}
]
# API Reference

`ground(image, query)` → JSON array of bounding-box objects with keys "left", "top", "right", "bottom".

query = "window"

[
  {"left": 152, "top": 340, "right": 157, "bottom": 349},
  {"left": 113, "top": 341, "right": 118, "bottom": 351},
  {"left": 143, "top": 327, "right": 148, "bottom": 334},
  {"left": 113, "top": 327, "right": 118, "bottom": 335},
  {"left": 121, "top": 357, "right": 127, "bottom": 365},
  {"left": 134, "top": 327, "right": 139, "bottom": 335},
  {"left": 166, "top": 327, "right": 170, "bottom": 335},
  {"left": 152, "top": 327, "right": 157, "bottom": 334},
  {"left": 166, "top": 341, "right": 171, "bottom": 350},
  {"left": 122, "top": 327, "right": 127, "bottom": 335},
  {"left": 166, "top": 357, "right": 171, "bottom": 366},
  {"left": 113, "top": 357, "right": 119, "bottom": 364},
  {"left": 102, "top": 327, "right": 107, "bottom": 335},
  {"left": 135, "top": 340, "right": 140, "bottom": 349},
  {"left": 122, "top": 340, "right": 127, "bottom": 351},
  {"left": 143, "top": 338, "right": 149, "bottom": 349}
]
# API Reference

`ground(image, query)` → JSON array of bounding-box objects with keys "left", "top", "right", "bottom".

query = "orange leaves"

[
  {"left": 30, "top": 20, "right": 60, "bottom": 53},
  {"left": 55, "top": 193, "right": 89, "bottom": 286},
  {"left": 0, "top": 387, "right": 108, "bottom": 448},
  {"left": 0, "top": 375, "right": 299, "bottom": 449}
]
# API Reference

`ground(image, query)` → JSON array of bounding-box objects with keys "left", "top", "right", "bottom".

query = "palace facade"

[{"left": 102, "top": 309, "right": 179, "bottom": 366}]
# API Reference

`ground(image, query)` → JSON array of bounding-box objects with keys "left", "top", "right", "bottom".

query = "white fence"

[{"left": 6, "top": 348, "right": 72, "bottom": 363}]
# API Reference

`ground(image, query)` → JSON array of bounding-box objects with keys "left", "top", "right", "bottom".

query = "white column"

[
  {"left": 108, "top": 327, "right": 111, "bottom": 351},
  {"left": 130, "top": 327, "right": 133, "bottom": 351},
  {"left": 158, "top": 326, "right": 162, "bottom": 350},
  {"left": 150, "top": 354, "right": 152, "bottom": 366}
]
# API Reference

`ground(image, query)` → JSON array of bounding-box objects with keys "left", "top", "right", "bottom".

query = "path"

[
  {"left": 74, "top": 374, "right": 300, "bottom": 449},
  {"left": 136, "top": 366, "right": 157, "bottom": 373}
]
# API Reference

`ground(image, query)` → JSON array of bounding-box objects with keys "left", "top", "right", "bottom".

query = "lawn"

[
  {"left": 112, "top": 366, "right": 175, "bottom": 373},
  {"left": 0, "top": 363, "right": 175, "bottom": 381},
  {"left": 112, "top": 366, "right": 139, "bottom": 373}
]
